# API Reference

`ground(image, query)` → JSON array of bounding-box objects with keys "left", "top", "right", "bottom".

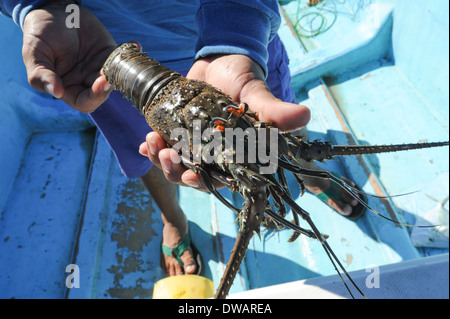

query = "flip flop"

[
  {"left": 314, "top": 172, "right": 367, "bottom": 220},
  {"left": 161, "top": 233, "right": 204, "bottom": 276}
]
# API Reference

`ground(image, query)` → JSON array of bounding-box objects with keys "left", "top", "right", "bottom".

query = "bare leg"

[{"left": 140, "top": 166, "right": 197, "bottom": 276}]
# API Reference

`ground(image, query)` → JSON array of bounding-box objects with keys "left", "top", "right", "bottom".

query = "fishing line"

[{"left": 278, "top": 0, "right": 374, "bottom": 38}]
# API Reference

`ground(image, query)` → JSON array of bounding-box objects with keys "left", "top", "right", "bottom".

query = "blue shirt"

[{"left": 0, "top": 0, "right": 281, "bottom": 75}]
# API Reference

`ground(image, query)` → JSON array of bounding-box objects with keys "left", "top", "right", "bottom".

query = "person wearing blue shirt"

[{"left": 0, "top": 0, "right": 362, "bottom": 279}]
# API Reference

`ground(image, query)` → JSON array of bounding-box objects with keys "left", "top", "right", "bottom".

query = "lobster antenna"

[
  {"left": 325, "top": 173, "right": 439, "bottom": 229},
  {"left": 277, "top": 159, "right": 439, "bottom": 228},
  {"left": 330, "top": 141, "right": 449, "bottom": 157},
  {"left": 279, "top": 191, "right": 367, "bottom": 299},
  {"left": 343, "top": 185, "right": 420, "bottom": 200}
]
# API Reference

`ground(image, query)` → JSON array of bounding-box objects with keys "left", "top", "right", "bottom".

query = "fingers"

[
  {"left": 139, "top": 132, "right": 195, "bottom": 187},
  {"left": 240, "top": 79, "right": 311, "bottom": 132},
  {"left": 26, "top": 64, "right": 65, "bottom": 98},
  {"left": 139, "top": 132, "right": 224, "bottom": 191},
  {"left": 139, "top": 132, "right": 204, "bottom": 188},
  {"left": 139, "top": 132, "right": 167, "bottom": 166},
  {"left": 62, "top": 75, "right": 113, "bottom": 113},
  {"left": 25, "top": 59, "right": 112, "bottom": 113},
  {"left": 159, "top": 148, "right": 194, "bottom": 185}
]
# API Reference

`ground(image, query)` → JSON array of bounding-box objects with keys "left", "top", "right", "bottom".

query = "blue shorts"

[{"left": 90, "top": 35, "right": 296, "bottom": 178}]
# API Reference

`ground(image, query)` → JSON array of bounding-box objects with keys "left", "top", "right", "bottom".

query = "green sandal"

[
  {"left": 315, "top": 172, "right": 367, "bottom": 220},
  {"left": 161, "top": 233, "right": 204, "bottom": 276}
]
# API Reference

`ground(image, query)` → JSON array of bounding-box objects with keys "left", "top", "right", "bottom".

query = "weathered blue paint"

[{"left": 0, "top": 0, "right": 448, "bottom": 298}]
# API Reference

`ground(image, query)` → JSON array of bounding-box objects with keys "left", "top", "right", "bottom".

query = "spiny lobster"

[{"left": 102, "top": 42, "right": 449, "bottom": 299}]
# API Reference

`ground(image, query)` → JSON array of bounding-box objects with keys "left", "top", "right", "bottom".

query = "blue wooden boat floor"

[{"left": 0, "top": 0, "right": 448, "bottom": 298}]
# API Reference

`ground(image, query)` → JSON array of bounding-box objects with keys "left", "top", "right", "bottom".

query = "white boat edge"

[{"left": 227, "top": 253, "right": 449, "bottom": 299}]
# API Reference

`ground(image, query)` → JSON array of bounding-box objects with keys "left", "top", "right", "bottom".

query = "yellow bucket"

[{"left": 153, "top": 275, "right": 215, "bottom": 299}]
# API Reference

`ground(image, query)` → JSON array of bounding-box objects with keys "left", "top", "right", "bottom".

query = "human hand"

[
  {"left": 139, "top": 54, "right": 311, "bottom": 189},
  {"left": 22, "top": 0, "right": 117, "bottom": 113}
]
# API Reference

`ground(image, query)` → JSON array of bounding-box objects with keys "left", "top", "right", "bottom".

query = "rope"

[{"left": 278, "top": 0, "right": 372, "bottom": 38}]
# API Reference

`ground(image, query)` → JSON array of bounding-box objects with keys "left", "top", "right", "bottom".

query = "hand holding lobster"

[{"left": 139, "top": 53, "right": 311, "bottom": 190}]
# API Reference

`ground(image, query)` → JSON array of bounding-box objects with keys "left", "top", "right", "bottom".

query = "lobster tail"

[{"left": 103, "top": 42, "right": 181, "bottom": 114}]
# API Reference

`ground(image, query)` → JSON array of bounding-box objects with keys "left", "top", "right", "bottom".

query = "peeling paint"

[
  {"left": 107, "top": 284, "right": 153, "bottom": 299},
  {"left": 110, "top": 180, "right": 156, "bottom": 251},
  {"left": 106, "top": 179, "right": 158, "bottom": 298},
  {"left": 344, "top": 253, "right": 353, "bottom": 266}
]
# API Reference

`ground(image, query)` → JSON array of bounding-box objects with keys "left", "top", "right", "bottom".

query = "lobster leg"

[
  {"left": 214, "top": 164, "right": 269, "bottom": 299},
  {"left": 215, "top": 186, "right": 267, "bottom": 299},
  {"left": 267, "top": 186, "right": 287, "bottom": 227},
  {"left": 264, "top": 208, "right": 322, "bottom": 239},
  {"left": 182, "top": 160, "right": 241, "bottom": 214},
  {"left": 276, "top": 165, "right": 303, "bottom": 241}
]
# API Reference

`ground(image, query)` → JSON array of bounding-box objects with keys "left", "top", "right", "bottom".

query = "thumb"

[
  {"left": 27, "top": 64, "right": 64, "bottom": 98},
  {"left": 240, "top": 79, "right": 311, "bottom": 132}
]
